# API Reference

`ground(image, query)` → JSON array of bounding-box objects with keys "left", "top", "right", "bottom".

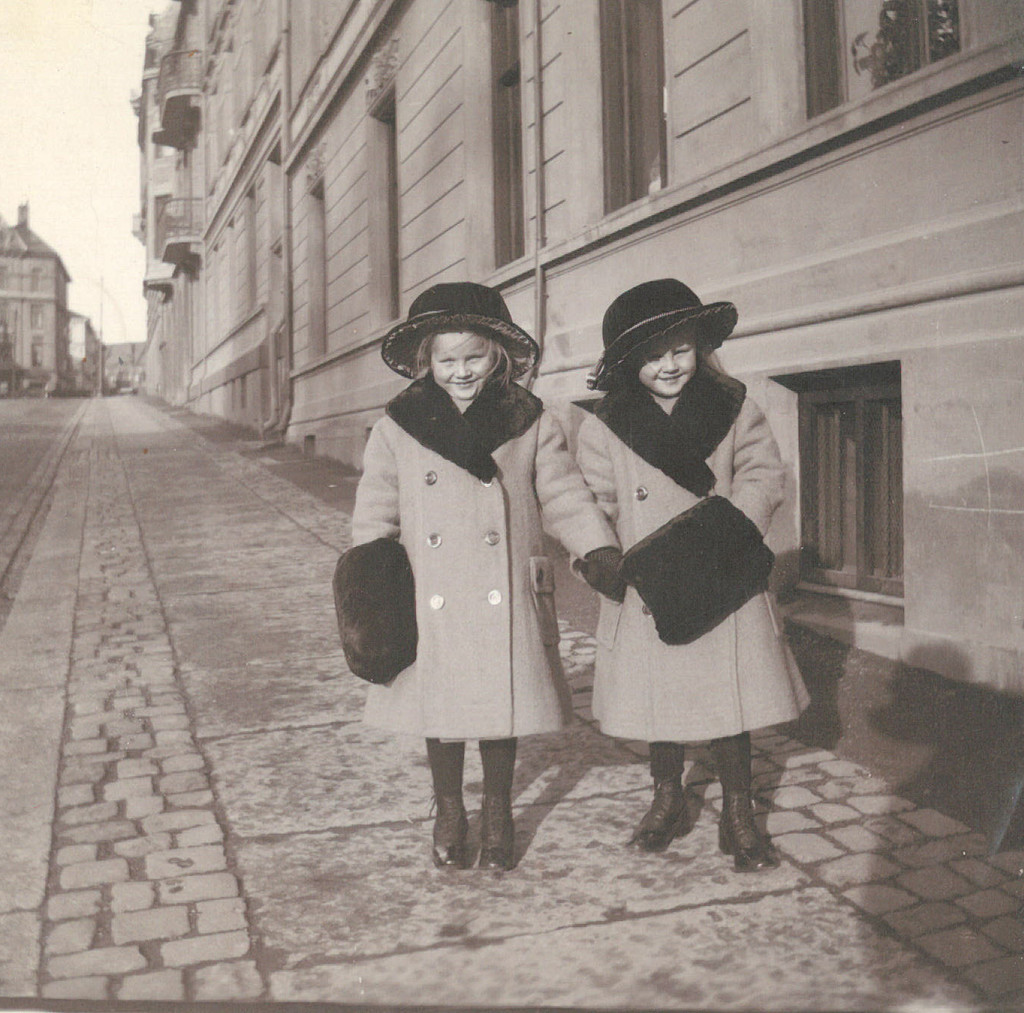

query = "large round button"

[
  {"left": 484, "top": 530, "right": 500, "bottom": 545},
  {"left": 425, "top": 471, "right": 438, "bottom": 485},
  {"left": 487, "top": 590, "right": 502, "bottom": 605},
  {"left": 480, "top": 478, "right": 493, "bottom": 487},
  {"left": 635, "top": 486, "right": 649, "bottom": 501},
  {"left": 429, "top": 594, "right": 445, "bottom": 610},
  {"left": 427, "top": 533, "right": 442, "bottom": 548}
]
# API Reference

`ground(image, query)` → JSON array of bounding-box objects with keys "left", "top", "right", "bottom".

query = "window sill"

[{"left": 781, "top": 588, "right": 904, "bottom": 661}]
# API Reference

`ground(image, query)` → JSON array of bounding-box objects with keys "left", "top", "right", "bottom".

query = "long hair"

[{"left": 413, "top": 332, "right": 514, "bottom": 389}]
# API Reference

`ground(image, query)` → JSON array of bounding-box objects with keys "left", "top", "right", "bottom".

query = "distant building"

[
  {"left": 136, "top": 1, "right": 1024, "bottom": 698},
  {"left": 0, "top": 203, "right": 72, "bottom": 395},
  {"left": 103, "top": 341, "right": 145, "bottom": 395},
  {"left": 68, "top": 312, "right": 102, "bottom": 395}
]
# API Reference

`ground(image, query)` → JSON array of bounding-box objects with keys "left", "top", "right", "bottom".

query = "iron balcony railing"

[
  {"left": 156, "top": 49, "right": 202, "bottom": 112},
  {"left": 156, "top": 197, "right": 204, "bottom": 265}
]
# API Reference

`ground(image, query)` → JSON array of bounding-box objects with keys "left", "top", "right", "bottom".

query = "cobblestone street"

[{"left": 0, "top": 396, "right": 1020, "bottom": 1009}]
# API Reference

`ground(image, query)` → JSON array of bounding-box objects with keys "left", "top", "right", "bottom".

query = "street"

[{"left": 0, "top": 396, "right": 1020, "bottom": 1008}]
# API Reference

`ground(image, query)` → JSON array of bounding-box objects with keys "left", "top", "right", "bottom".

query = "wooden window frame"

[
  {"left": 306, "top": 180, "right": 328, "bottom": 358},
  {"left": 367, "top": 88, "right": 400, "bottom": 327},
  {"left": 491, "top": 0, "right": 525, "bottom": 267}
]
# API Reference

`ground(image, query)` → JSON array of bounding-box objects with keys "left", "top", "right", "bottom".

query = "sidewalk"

[{"left": 0, "top": 396, "right": 1020, "bottom": 1009}]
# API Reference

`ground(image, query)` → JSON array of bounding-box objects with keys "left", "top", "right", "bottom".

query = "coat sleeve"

[
  {"left": 534, "top": 412, "right": 618, "bottom": 559},
  {"left": 351, "top": 419, "right": 401, "bottom": 546},
  {"left": 575, "top": 415, "right": 620, "bottom": 531},
  {"left": 727, "top": 398, "right": 785, "bottom": 535}
]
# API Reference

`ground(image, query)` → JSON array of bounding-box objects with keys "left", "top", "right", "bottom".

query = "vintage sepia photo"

[{"left": 0, "top": 1, "right": 1021, "bottom": 1010}]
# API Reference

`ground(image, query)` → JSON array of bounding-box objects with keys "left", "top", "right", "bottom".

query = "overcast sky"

[{"left": 0, "top": 0, "right": 168, "bottom": 346}]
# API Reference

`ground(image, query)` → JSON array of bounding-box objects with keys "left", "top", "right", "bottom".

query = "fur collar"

[
  {"left": 387, "top": 375, "right": 544, "bottom": 481},
  {"left": 580, "top": 366, "right": 746, "bottom": 496}
]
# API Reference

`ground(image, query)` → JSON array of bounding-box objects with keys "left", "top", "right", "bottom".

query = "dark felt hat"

[
  {"left": 588, "top": 279, "right": 738, "bottom": 391},
  {"left": 381, "top": 282, "right": 540, "bottom": 379}
]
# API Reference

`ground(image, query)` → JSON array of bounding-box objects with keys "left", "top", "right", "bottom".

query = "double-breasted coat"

[
  {"left": 352, "top": 404, "right": 617, "bottom": 740},
  {"left": 576, "top": 394, "right": 809, "bottom": 742}
]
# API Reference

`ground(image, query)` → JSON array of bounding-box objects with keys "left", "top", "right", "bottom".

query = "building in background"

[
  {"left": 0, "top": 203, "right": 72, "bottom": 396},
  {"left": 135, "top": 0, "right": 1023, "bottom": 697},
  {"left": 102, "top": 341, "right": 144, "bottom": 395},
  {"left": 67, "top": 312, "right": 102, "bottom": 396}
]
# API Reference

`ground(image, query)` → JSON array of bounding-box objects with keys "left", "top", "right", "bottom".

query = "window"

[
  {"left": 491, "top": 0, "right": 525, "bottom": 266},
  {"left": 600, "top": 0, "right": 666, "bottom": 213},
  {"left": 805, "top": 0, "right": 961, "bottom": 118},
  {"left": 243, "top": 187, "right": 257, "bottom": 314},
  {"left": 789, "top": 362, "right": 904, "bottom": 597},
  {"left": 0, "top": 267, "right": 6, "bottom": 289},
  {"left": 367, "top": 89, "right": 400, "bottom": 324},
  {"left": 31, "top": 344, "right": 43, "bottom": 367},
  {"left": 30, "top": 304, "right": 43, "bottom": 329},
  {"left": 30, "top": 268, "right": 42, "bottom": 292},
  {"left": 306, "top": 180, "right": 327, "bottom": 357}
]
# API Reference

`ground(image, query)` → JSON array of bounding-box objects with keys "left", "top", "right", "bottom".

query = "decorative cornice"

[
  {"left": 305, "top": 142, "right": 327, "bottom": 193},
  {"left": 366, "top": 35, "right": 399, "bottom": 113}
]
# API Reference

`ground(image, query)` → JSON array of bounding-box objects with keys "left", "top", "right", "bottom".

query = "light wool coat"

[
  {"left": 352, "top": 410, "right": 616, "bottom": 739},
  {"left": 576, "top": 396, "right": 809, "bottom": 741}
]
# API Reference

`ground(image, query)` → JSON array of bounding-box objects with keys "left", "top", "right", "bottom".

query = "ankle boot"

[
  {"left": 629, "top": 778, "right": 687, "bottom": 852},
  {"left": 432, "top": 795, "right": 469, "bottom": 869},
  {"left": 426, "top": 738, "right": 468, "bottom": 869},
  {"left": 478, "top": 793, "right": 515, "bottom": 870},
  {"left": 711, "top": 733, "right": 779, "bottom": 873}
]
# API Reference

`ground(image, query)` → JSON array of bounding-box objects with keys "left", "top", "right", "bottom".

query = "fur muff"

[
  {"left": 332, "top": 537, "right": 417, "bottom": 685},
  {"left": 619, "top": 495, "right": 775, "bottom": 645}
]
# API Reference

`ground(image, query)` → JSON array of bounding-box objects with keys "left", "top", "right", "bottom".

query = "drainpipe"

[
  {"left": 261, "top": 0, "right": 294, "bottom": 440},
  {"left": 527, "top": 0, "right": 545, "bottom": 390}
]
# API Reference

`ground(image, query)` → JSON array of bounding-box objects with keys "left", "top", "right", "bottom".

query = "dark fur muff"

[{"left": 332, "top": 538, "right": 417, "bottom": 684}]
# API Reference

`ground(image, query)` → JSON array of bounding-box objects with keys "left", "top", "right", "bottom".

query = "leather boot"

[
  {"left": 479, "top": 738, "right": 516, "bottom": 870},
  {"left": 711, "top": 733, "right": 779, "bottom": 873},
  {"left": 629, "top": 778, "right": 687, "bottom": 852},
  {"left": 426, "top": 739, "right": 469, "bottom": 869}
]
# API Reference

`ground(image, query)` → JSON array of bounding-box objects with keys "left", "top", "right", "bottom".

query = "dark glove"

[{"left": 580, "top": 546, "right": 627, "bottom": 603}]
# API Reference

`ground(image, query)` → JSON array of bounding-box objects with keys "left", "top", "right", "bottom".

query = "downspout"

[
  {"left": 261, "top": 0, "right": 294, "bottom": 439},
  {"left": 527, "top": 0, "right": 545, "bottom": 390}
]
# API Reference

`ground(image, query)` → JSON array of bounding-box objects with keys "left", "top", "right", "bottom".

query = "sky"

[{"left": 0, "top": 0, "right": 168, "bottom": 346}]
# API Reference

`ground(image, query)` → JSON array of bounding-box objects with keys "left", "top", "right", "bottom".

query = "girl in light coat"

[
  {"left": 352, "top": 282, "right": 621, "bottom": 871},
  {"left": 576, "top": 279, "right": 809, "bottom": 872}
]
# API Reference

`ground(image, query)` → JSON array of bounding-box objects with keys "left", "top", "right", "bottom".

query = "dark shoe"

[
  {"left": 431, "top": 795, "right": 469, "bottom": 869},
  {"left": 478, "top": 794, "right": 515, "bottom": 870},
  {"left": 628, "top": 779, "right": 687, "bottom": 852},
  {"left": 718, "top": 793, "right": 780, "bottom": 872}
]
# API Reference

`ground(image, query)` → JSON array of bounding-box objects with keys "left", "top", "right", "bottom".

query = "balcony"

[
  {"left": 154, "top": 49, "right": 202, "bottom": 149},
  {"left": 156, "top": 197, "right": 203, "bottom": 272}
]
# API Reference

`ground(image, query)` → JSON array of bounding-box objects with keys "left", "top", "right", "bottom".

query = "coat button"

[
  {"left": 480, "top": 477, "right": 493, "bottom": 487},
  {"left": 642, "top": 604, "right": 651, "bottom": 616},
  {"left": 427, "top": 533, "right": 442, "bottom": 548},
  {"left": 429, "top": 594, "right": 445, "bottom": 610},
  {"left": 487, "top": 589, "right": 502, "bottom": 605},
  {"left": 636, "top": 486, "right": 648, "bottom": 501},
  {"left": 484, "top": 530, "right": 500, "bottom": 545},
  {"left": 425, "top": 471, "right": 437, "bottom": 485}
]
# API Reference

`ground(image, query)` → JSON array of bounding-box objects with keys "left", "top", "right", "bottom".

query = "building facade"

[
  {"left": 68, "top": 312, "right": 102, "bottom": 396},
  {"left": 136, "top": 0, "right": 1024, "bottom": 696},
  {"left": 0, "top": 204, "right": 72, "bottom": 396}
]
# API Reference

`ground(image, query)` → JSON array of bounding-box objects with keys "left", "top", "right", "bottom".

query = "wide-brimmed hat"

[
  {"left": 588, "top": 279, "right": 737, "bottom": 391},
  {"left": 381, "top": 282, "right": 540, "bottom": 379}
]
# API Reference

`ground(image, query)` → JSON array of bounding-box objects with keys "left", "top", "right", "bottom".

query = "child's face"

[
  {"left": 637, "top": 336, "right": 697, "bottom": 401},
  {"left": 430, "top": 331, "right": 498, "bottom": 409}
]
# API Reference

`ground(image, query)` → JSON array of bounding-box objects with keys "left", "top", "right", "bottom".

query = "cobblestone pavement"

[{"left": 0, "top": 396, "right": 1021, "bottom": 1009}]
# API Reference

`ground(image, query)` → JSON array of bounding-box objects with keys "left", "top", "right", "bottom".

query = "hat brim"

[
  {"left": 589, "top": 302, "right": 737, "bottom": 391},
  {"left": 381, "top": 311, "right": 540, "bottom": 379}
]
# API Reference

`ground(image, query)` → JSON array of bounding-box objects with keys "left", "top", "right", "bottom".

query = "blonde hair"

[{"left": 414, "top": 332, "right": 515, "bottom": 389}]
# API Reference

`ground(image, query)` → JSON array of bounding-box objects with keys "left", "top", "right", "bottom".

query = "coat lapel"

[
  {"left": 386, "top": 376, "right": 543, "bottom": 481},
  {"left": 582, "top": 367, "right": 746, "bottom": 497}
]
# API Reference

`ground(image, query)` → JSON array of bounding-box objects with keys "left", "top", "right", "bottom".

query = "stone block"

[
  {"left": 55, "top": 844, "right": 98, "bottom": 866},
  {"left": 956, "top": 889, "right": 1019, "bottom": 920},
  {"left": 115, "top": 733, "right": 154, "bottom": 750},
  {"left": 781, "top": 749, "right": 836, "bottom": 768},
  {"left": 194, "top": 960, "right": 264, "bottom": 1001},
  {"left": 884, "top": 902, "right": 967, "bottom": 937},
  {"left": 161, "top": 752, "right": 205, "bottom": 773},
  {"left": 897, "top": 866, "right": 975, "bottom": 902},
  {"left": 196, "top": 897, "right": 247, "bottom": 934},
  {"left": 158, "top": 770, "right": 209, "bottom": 795},
  {"left": 827, "top": 827, "right": 889, "bottom": 853},
  {"left": 125, "top": 796, "right": 165, "bottom": 819},
  {"left": 988, "top": 851, "right": 1024, "bottom": 877},
  {"left": 144, "top": 844, "right": 227, "bottom": 880},
  {"left": 842, "top": 884, "right": 918, "bottom": 915},
  {"left": 980, "top": 915, "right": 1024, "bottom": 951},
  {"left": 150, "top": 714, "right": 189, "bottom": 731},
  {"left": 951, "top": 858, "right": 1006, "bottom": 889},
  {"left": 47, "top": 890, "right": 101, "bottom": 921},
  {"left": 898, "top": 808, "right": 971, "bottom": 838},
  {"left": 167, "top": 790, "right": 214, "bottom": 807},
  {"left": 104, "top": 719, "right": 145, "bottom": 736},
  {"left": 62, "top": 820, "right": 137, "bottom": 845},
  {"left": 113, "top": 833, "right": 173, "bottom": 858},
  {"left": 117, "top": 969, "right": 185, "bottom": 1001},
  {"left": 962, "top": 957, "right": 1024, "bottom": 998},
  {"left": 64, "top": 738, "right": 109, "bottom": 757},
  {"left": 60, "top": 801, "right": 118, "bottom": 826},
  {"left": 137, "top": 704, "right": 187, "bottom": 717},
  {"left": 112, "top": 905, "right": 190, "bottom": 945},
  {"left": 177, "top": 823, "right": 224, "bottom": 847},
  {"left": 894, "top": 835, "right": 989, "bottom": 868},
  {"left": 764, "top": 811, "right": 820, "bottom": 835},
  {"left": 47, "top": 944, "right": 146, "bottom": 979},
  {"left": 809, "top": 804, "right": 861, "bottom": 825},
  {"left": 818, "top": 760, "right": 869, "bottom": 777},
  {"left": 42, "top": 976, "right": 109, "bottom": 999},
  {"left": 846, "top": 795, "right": 915, "bottom": 815},
  {"left": 141, "top": 808, "right": 216, "bottom": 835},
  {"left": 59, "top": 858, "right": 129, "bottom": 890},
  {"left": 57, "top": 784, "right": 95, "bottom": 808},
  {"left": 103, "top": 776, "right": 154, "bottom": 801},
  {"left": 116, "top": 758, "right": 159, "bottom": 779},
  {"left": 816, "top": 853, "right": 902, "bottom": 889},
  {"left": 770, "top": 786, "right": 822, "bottom": 809},
  {"left": 45, "top": 918, "right": 96, "bottom": 955},
  {"left": 111, "top": 881, "right": 155, "bottom": 913},
  {"left": 774, "top": 833, "right": 844, "bottom": 864},
  {"left": 155, "top": 730, "right": 192, "bottom": 746},
  {"left": 161, "top": 929, "right": 250, "bottom": 967},
  {"left": 158, "top": 872, "right": 239, "bottom": 905},
  {"left": 916, "top": 926, "right": 1003, "bottom": 968}
]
